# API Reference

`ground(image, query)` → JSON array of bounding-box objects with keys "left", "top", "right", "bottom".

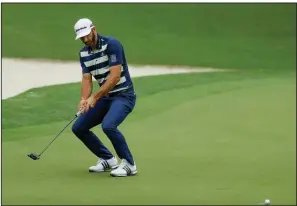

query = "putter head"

[{"left": 27, "top": 153, "right": 40, "bottom": 160}]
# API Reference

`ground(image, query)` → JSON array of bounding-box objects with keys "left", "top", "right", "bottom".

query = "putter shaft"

[{"left": 36, "top": 110, "right": 83, "bottom": 157}]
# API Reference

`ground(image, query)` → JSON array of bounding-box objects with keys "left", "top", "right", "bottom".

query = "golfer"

[{"left": 71, "top": 18, "right": 137, "bottom": 177}]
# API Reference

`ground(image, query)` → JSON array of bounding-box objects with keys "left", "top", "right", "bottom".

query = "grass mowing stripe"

[
  {"left": 2, "top": 70, "right": 293, "bottom": 129},
  {"left": 3, "top": 74, "right": 295, "bottom": 141}
]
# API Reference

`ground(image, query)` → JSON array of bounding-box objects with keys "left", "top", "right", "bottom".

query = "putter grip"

[{"left": 75, "top": 110, "right": 83, "bottom": 117}]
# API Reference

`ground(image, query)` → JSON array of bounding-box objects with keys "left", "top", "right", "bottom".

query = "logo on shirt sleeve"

[{"left": 110, "top": 54, "right": 117, "bottom": 63}]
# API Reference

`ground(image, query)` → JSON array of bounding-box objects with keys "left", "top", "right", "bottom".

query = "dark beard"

[
  {"left": 83, "top": 32, "right": 96, "bottom": 47},
  {"left": 92, "top": 31, "right": 96, "bottom": 45},
  {"left": 87, "top": 32, "right": 97, "bottom": 49}
]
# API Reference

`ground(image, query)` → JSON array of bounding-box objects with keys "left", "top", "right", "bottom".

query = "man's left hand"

[{"left": 88, "top": 95, "right": 97, "bottom": 108}]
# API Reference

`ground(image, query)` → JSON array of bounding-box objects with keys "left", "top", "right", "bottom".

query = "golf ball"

[{"left": 265, "top": 199, "right": 270, "bottom": 205}]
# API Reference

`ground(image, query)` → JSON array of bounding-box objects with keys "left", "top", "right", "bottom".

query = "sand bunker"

[{"left": 2, "top": 58, "right": 226, "bottom": 99}]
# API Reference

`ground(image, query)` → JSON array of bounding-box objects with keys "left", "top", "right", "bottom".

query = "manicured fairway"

[{"left": 2, "top": 3, "right": 296, "bottom": 70}]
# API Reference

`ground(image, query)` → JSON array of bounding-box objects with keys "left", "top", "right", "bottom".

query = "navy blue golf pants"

[{"left": 72, "top": 91, "right": 136, "bottom": 165}]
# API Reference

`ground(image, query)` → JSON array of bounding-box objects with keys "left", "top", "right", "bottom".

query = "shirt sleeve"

[
  {"left": 106, "top": 39, "right": 123, "bottom": 67},
  {"left": 79, "top": 52, "right": 90, "bottom": 74}
]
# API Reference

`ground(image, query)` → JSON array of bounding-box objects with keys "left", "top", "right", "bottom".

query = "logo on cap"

[{"left": 75, "top": 26, "right": 87, "bottom": 32}]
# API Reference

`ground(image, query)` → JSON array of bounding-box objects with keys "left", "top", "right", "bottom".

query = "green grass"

[
  {"left": 2, "top": 3, "right": 296, "bottom": 205},
  {"left": 2, "top": 72, "right": 296, "bottom": 205},
  {"left": 2, "top": 3, "right": 296, "bottom": 70}
]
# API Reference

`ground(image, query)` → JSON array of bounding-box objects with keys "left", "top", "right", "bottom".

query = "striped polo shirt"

[{"left": 79, "top": 34, "right": 134, "bottom": 96}]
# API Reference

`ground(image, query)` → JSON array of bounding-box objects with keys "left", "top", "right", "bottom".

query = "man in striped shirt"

[{"left": 71, "top": 18, "right": 137, "bottom": 177}]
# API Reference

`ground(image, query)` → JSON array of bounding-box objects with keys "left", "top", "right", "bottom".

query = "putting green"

[{"left": 2, "top": 72, "right": 295, "bottom": 205}]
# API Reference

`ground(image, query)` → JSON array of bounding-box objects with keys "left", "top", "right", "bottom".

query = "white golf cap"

[{"left": 74, "top": 18, "right": 94, "bottom": 40}]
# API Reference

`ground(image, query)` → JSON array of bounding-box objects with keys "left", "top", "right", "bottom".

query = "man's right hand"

[
  {"left": 79, "top": 73, "right": 93, "bottom": 114},
  {"left": 78, "top": 99, "right": 89, "bottom": 113}
]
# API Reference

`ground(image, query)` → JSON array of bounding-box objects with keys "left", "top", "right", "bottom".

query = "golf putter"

[{"left": 27, "top": 109, "right": 84, "bottom": 160}]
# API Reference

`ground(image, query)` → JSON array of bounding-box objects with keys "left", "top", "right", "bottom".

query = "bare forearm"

[
  {"left": 81, "top": 79, "right": 92, "bottom": 100},
  {"left": 94, "top": 75, "right": 120, "bottom": 99}
]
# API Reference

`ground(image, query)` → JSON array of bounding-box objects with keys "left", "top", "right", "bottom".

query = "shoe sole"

[
  {"left": 89, "top": 165, "right": 119, "bottom": 173},
  {"left": 89, "top": 169, "right": 107, "bottom": 173},
  {"left": 110, "top": 171, "right": 137, "bottom": 177}
]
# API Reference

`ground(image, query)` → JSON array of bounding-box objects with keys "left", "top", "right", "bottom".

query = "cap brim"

[{"left": 75, "top": 28, "right": 92, "bottom": 40}]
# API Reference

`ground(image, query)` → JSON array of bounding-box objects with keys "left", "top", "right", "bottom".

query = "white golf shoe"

[
  {"left": 110, "top": 159, "right": 137, "bottom": 177},
  {"left": 89, "top": 157, "right": 119, "bottom": 172}
]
